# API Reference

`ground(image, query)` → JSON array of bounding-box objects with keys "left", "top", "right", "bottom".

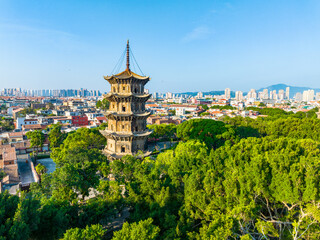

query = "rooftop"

[{"left": 104, "top": 69, "right": 149, "bottom": 81}]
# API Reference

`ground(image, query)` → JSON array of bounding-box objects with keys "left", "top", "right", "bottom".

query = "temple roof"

[{"left": 104, "top": 69, "right": 149, "bottom": 81}]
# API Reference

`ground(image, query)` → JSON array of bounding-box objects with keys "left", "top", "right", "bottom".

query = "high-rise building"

[
  {"left": 262, "top": 89, "right": 268, "bottom": 99},
  {"left": 196, "top": 92, "right": 203, "bottom": 99},
  {"left": 295, "top": 92, "right": 302, "bottom": 102},
  {"left": 286, "top": 87, "right": 290, "bottom": 99},
  {"left": 166, "top": 92, "right": 173, "bottom": 99},
  {"left": 278, "top": 89, "right": 285, "bottom": 100},
  {"left": 247, "top": 89, "right": 257, "bottom": 99},
  {"left": 100, "top": 41, "right": 152, "bottom": 159},
  {"left": 225, "top": 88, "right": 231, "bottom": 99},
  {"left": 302, "top": 90, "right": 314, "bottom": 102},
  {"left": 235, "top": 91, "right": 243, "bottom": 101}
]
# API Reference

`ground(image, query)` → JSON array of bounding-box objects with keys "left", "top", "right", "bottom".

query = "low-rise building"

[
  {"left": 53, "top": 117, "right": 72, "bottom": 125},
  {"left": 22, "top": 124, "right": 46, "bottom": 131},
  {"left": 24, "top": 118, "right": 39, "bottom": 125},
  {"left": 71, "top": 115, "right": 88, "bottom": 126},
  {"left": 7, "top": 132, "right": 25, "bottom": 143},
  {"left": 94, "top": 116, "right": 107, "bottom": 125}
]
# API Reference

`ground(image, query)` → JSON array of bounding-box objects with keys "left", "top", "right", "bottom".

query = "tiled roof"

[
  {"left": 8, "top": 132, "right": 24, "bottom": 138},
  {"left": 146, "top": 104, "right": 158, "bottom": 108},
  {"left": 0, "top": 145, "right": 12, "bottom": 151},
  {"left": 96, "top": 116, "right": 107, "bottom": 121},
  {"left": 11, "top": 141, "right": 31, "bottom": 149},
  {"left": 1, "top": 146, "right": 17, "bottom": 162},
  {"left": 104, "top": 69, "right": 149, "bottom": 80},
  {"left": 23, "top": 124, "right": 45, "bottom": 130},
  {"left": 2, "top": 165, "right": 19, "bottom": 183}
]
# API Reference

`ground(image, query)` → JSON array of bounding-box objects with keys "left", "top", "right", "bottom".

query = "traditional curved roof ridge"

[
  {"left": 100, "top": 129, "right": 153, "bottom": 138},
  {"left": 104, "top": 69, "right": 149, "bottom": 80}
]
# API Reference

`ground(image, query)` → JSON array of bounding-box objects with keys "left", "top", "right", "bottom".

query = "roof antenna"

[{"left": 126, "top": 40, "right": 130, "bottom": 71}]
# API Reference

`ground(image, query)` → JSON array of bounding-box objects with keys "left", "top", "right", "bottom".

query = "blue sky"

[{"left": 1, "top": 0, "right": 320, "bottom": 93}]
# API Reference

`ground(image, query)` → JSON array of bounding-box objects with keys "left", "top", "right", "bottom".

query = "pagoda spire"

[{"left": 126, "top": 40, "right": 130, "bottom": 71}]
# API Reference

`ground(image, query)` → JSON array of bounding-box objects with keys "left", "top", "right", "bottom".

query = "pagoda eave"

[
  {"left": 104, "top": 111, "right": 151, "bottom": 120},
  {"left": 104, "top": 93, "right": 151, "bottom": 102},
  {"left": 104, "top": 77, "right": 150, "bottom": 86},
  {"left": 103, "top": 149, "right": 152, "bottom": 160},
  {"left": 100, "top": 130, "right": 152, "bottom": 139}
]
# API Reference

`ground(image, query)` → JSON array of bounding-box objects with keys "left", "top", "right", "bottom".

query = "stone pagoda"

[{"left": 100, "top": 41, "right": 152, "bottom": 159}]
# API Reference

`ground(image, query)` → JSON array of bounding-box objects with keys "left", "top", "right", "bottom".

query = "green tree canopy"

[
  {"left": 112, "top": 218, "right": 160, "bottom": 240},
  {"left": 35, "top": 163, "right": 47, "bottom": 176},
  {"left": 51, "top": 127, "right": 106, "bottom": 165},
  {"left": 62, "top": 224, "right": 106, "bottom": 240},
  {"left": 177, "top": 119, "right": 231, "bottom": 149},
  {"left": 147, "top": 123, "right": 177, "bottom": 140},
  {"left": 96, "top": 98, "right": 110, "bottom": 111},
  {"left": 48, "top": 124, "right": 66, "bottom": 149},
  {"left": 26, "top": 130, "right": 45, "bottom": 160}
]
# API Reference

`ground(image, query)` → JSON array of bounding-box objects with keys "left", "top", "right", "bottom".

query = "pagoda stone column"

[{"left": 100, "top": 41, "right": 152, "bottom": 159}]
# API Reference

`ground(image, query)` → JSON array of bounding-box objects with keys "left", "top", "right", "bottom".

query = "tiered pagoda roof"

[
  {"left": 101, "top": 40, "right": 152, "bottom": 159},
  {"left": 104, "top": 92, "right": 151, "bottom": 102},
  {"left": 103, "top": 148, "right": 152, "bottom": 160},
  {"left": 101, "top": 129, "right": 152, "bottom": 138},
  {"left": 104, "top": 111, "right": 150, "bottom": 117},
  {"left": 104, "top": 69, "right": 150, "bottom": 84}
]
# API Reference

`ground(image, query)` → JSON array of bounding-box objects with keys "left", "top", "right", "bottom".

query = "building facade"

[
  {"left": 100, "top": 41, "right": 152, "bottom": 159},
  {"left": 71, "top": 115, "right": 88, "bottom": 126}
]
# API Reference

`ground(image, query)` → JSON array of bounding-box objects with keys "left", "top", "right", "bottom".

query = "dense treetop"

[{"left": 1, "top": 111, "right": 320, "bottom": 239}]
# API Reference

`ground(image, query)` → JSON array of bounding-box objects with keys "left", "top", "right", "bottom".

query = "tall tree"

[
  {"left": 48, "top": 124, "right": 66, "bottom": 149},
  {"left": 62, "top": 224, "right": 106, "bottom": 240},
  {"left": 26, "top": 130, "right": 45, "bottom": 160},
  {"left": 112, "top": 218, "right": 160, "bottom": 240}
]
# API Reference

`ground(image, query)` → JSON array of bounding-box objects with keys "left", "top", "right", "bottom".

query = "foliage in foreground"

[{"left": 1, "top": 116, "right": 320, "bottom": 239}]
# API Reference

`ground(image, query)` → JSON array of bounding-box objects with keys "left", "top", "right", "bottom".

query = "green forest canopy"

[{"left": 1, "top": 111, "right": 320, "bottom": 239}]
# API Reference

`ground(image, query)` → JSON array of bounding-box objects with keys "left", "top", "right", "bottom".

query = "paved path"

[
  {"left": 148, "top": 141, "right": 178, "bottom": 152},
  {"left": 17, "top": 155, "right": 34, "bottom": 185},
  {"left": 37, "top": 158, "right": 56, "bottom": 173}
]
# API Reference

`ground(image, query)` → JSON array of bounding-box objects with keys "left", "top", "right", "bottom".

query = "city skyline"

[
  {"left": 1, "top": 1, "right": 320, "bottom": 92},
  {"left": 2, "top": 85, "right": 320, "bottom": 102}
]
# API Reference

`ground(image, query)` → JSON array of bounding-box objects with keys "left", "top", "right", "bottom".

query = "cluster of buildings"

[
  {"left": 1, "top": 98, "right": 107, "bottom": 132},
  {"left": 1, "top": 86, "right": 319, "bottom": 136},
  {"left": 154, "top": 87, "right": 320, "bottom": 103},
  {"left": 1, "top": 41, "right": 320, "bottom": 189},
  {"left": 1, "top": 82, "right": 319, "bottom": 193},
  {"left": 0, "top": 131, "right": 48, "bottom": 193},
  {"left": 1, "top": 88, "right": 103, "bottom": 97}
]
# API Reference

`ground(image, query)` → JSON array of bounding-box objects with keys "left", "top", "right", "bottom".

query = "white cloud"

[{"left": 182, "top": 26, "right": 210, "bottom": 42}]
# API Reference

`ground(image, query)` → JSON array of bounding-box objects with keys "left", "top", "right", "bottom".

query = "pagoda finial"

[{"left": 126, "top": 40, "right": 130, "bottom": 71}]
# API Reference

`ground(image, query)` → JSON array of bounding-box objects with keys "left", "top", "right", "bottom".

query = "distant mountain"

[{"left": 257, "top": 84, "right": 320, "bottom": 98}]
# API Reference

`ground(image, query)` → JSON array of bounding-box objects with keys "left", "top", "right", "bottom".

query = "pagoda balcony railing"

[
  {"left": 101, "top": 129, "right": 153, "bottom": 137},
  {"left": 104, "top": 110, "right": 150, "bottom": 116},
  {"left": 104, "top": 93, "right": 151, "bottom": 98}
]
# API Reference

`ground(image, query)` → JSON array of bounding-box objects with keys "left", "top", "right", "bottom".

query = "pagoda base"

[{"left": 102, "top": 148, "right": 152, "bottom": 160}]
